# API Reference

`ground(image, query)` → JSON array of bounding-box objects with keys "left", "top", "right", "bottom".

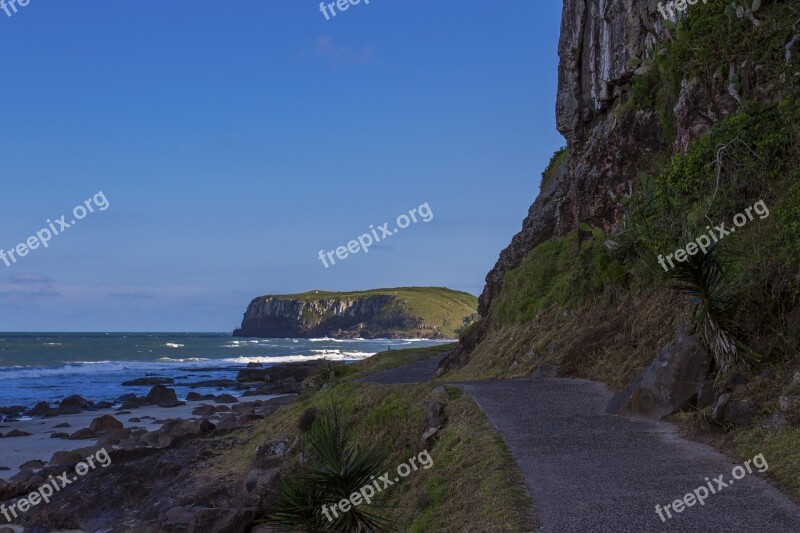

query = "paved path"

[
  {"left": 362, "top": 355, "right": 800, "bottom": 532},
  {"left": 356, "top": 353, "right": 449, "bottom": 385}
]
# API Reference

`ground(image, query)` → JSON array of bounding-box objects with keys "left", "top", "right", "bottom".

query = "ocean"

[{"left": 0, "top": 333, "right": 447, "bottom": 408}]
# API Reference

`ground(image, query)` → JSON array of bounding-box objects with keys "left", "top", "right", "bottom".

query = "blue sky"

[{"left": 0, "top": 1, "right": 564, "bottom": 331}]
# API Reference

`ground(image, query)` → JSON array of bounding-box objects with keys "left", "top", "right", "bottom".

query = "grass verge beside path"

[{"left": 201, "top": 344, "right": 534, "bottom": 532}]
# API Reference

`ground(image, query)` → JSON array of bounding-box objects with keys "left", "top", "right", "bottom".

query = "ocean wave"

[
  {"left": 164, "top": 343, "right": 185, "bottom": 348},
  {"left": 222, "top": 351, "right": 374, "bottom": 364},
  {"left": 157, "top": 357, "right": 209, "bottom": 363}
]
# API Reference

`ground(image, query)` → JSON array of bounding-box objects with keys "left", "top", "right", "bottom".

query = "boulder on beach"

[
  {"left": 60, "top": 395, "right": 93, "bottom": 410},
  {"left": 19, "top": 459, "right": 45, "bottom": 471},
  {"left": 28, "top": 401, "right": 52, "bottom": 417},
  {"left": 90, "top": 415, "right": 124, "bottom": 433},
  {"left": 50, "top": 450, "right": 85, "bottom": 466},
  {"left": 146, "top": 385, "right": 178, "bottom": 405},
  {"left": 4, "top": 429, "right": 31, "bottom": 438},
  {"left": 69, "top": 428, "right": 97, "bottom": 440},
  {"left": 122, "top": 377, "right": 175, "bottom": 386},
  {"left": 215, "top": 394, "right": 239, "bottom": 404},
  {"left": 121, "top": 396, "right": 150, "bottom": 409},
  {"left": 192, "top": 405, "right": 217, "bottom": 417}
]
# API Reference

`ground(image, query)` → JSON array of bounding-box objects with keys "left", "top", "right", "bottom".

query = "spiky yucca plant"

[
  {"left": 667, "top": 241, "right": 756, "bottom": 372},
  {"left": 265, "top": 407, "right": 391, "bottom": 532}
]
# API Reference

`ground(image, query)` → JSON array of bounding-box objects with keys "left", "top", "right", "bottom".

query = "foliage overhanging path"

[{"left": 361, "top": 356, "right": 800, "bottom": 532}]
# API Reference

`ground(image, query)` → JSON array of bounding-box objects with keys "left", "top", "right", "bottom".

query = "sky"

[{"left": 0, "top": 0, "right": 565, "bottom": 332}]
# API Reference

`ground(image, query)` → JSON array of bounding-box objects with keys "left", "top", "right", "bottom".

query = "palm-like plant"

[
  {"left": 265, "top": 406, "right": 391, "bottom": 532},
  {"left": 667, "top": 241, "right": 755, "bottom": 372}
]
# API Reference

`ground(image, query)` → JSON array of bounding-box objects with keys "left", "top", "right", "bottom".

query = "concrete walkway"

[{"left": 362, "top": 356, "right": 800, "bottom": 532}]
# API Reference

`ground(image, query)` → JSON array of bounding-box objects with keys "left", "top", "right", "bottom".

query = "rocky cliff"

[
  {"left": 234, "top": 287, "right": 478, "bottom": 339},
  {"left": 480, "top": 0, "right": 671, "bottom": 316},
  {"left": 442, "top": 0, "right": 800, "bottom": 431}
]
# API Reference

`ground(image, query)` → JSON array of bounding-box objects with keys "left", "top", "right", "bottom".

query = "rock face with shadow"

[{"left": 607, "top": 326, "right": 713, "bottom": 418}]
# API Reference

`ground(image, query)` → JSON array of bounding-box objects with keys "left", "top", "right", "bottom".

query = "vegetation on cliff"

[{"left": 441, "top": 0, "right": 800, "bottom": 498}]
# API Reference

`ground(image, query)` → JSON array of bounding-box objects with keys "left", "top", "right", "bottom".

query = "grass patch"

[
  {"left": 737, "top": 426, "right": 800, "bottom": 499},
  {"left": 201, "top": 381, "right": 533, "bottom": 532}
]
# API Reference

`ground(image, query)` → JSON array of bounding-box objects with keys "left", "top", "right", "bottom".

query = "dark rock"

[
  {"left": 19, "top": 459, "right": 45, "bottom": 471},
  {"left": 236, "top": 361, "right": 325, "bottom": 384},
  {"left": 723, "top": 373, "right": 750, "bottom": 391},
  {"left": 140, "top": 418, "right": 215, "bottom": 449},
  {"left": 247, "top": 362, "right": 264, "bottom": 368},
  {"left": 122, "top": 396, "right": 150, "bottom": 409},
  {"left": 115, "top": 410, "right": 132, "bottom": 415},
  {"left": 60, "top": 395, "right": 93, "bottom": 410},
  {"left": 128, "top": 417, "right": 142, "bottom": 423},
  {"left": 607, "top": 327, "right": 713, "bottom": 419},
  {"left": 5, "top": 429, "right": 32, "bottom": 437},
  {"left": 89, "top": 415, "right": 124, "bottom": 433},
  {"left": 50, "top": 432, "right": 70, "bottom": 439},
  {"left": 696, "top": 379, "right": 716, "bottom": 409},
  {"left": 241, "top": 467, "right": 281, "bottom": 504},
  {"left": 711, "top": 394, "right": 758, "bottom": 425},
  {"left": 158, "top": 400, "right": 187, "bottom": 408},
  {"left": 122, "top": 377, "right": 175, "bottom": 386},
  {"left": 69, "top": 428, "right": 97, "bottom": 440},
  {"left": 215, "top": 394, "right": 239, "bottom": 404},
  {"left": 10, "top": 469, "right": 35, "bottom": 483},
  {"left": 192, "top": 405, "right": 217, "bottom": 417},
  {"left": 711, "top": 393, "right": 732, "bottom": 423},
  {"left": 28, "top": 401, "right": 52, "bottom": 417},
  {"left": 53, "top": 422, "right": 71, "bottom": 428},
  {"left": 146, "top": 385, "right": 178, "bottom": 405},
  {"left": 117, "top": 393, "right": 137, "bottom": 402},
  {"left": 50, "top": 450, "right": 84, "bottom": 466},
  {"left": 426, "top": 402, "right": 447, "bottom": 428},
  {"left": 93, "top": 401, "right": 115, "bottom": 409},
  {"left": 189, "top": 379, "right": 238, "bottom": 388},
  {"left": 724, "top": 401, "right": 758, "bottom": 425}
]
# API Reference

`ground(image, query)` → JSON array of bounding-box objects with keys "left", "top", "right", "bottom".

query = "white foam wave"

[{"left": 164, "top": 343, "right": 185, "bottom": 348}]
